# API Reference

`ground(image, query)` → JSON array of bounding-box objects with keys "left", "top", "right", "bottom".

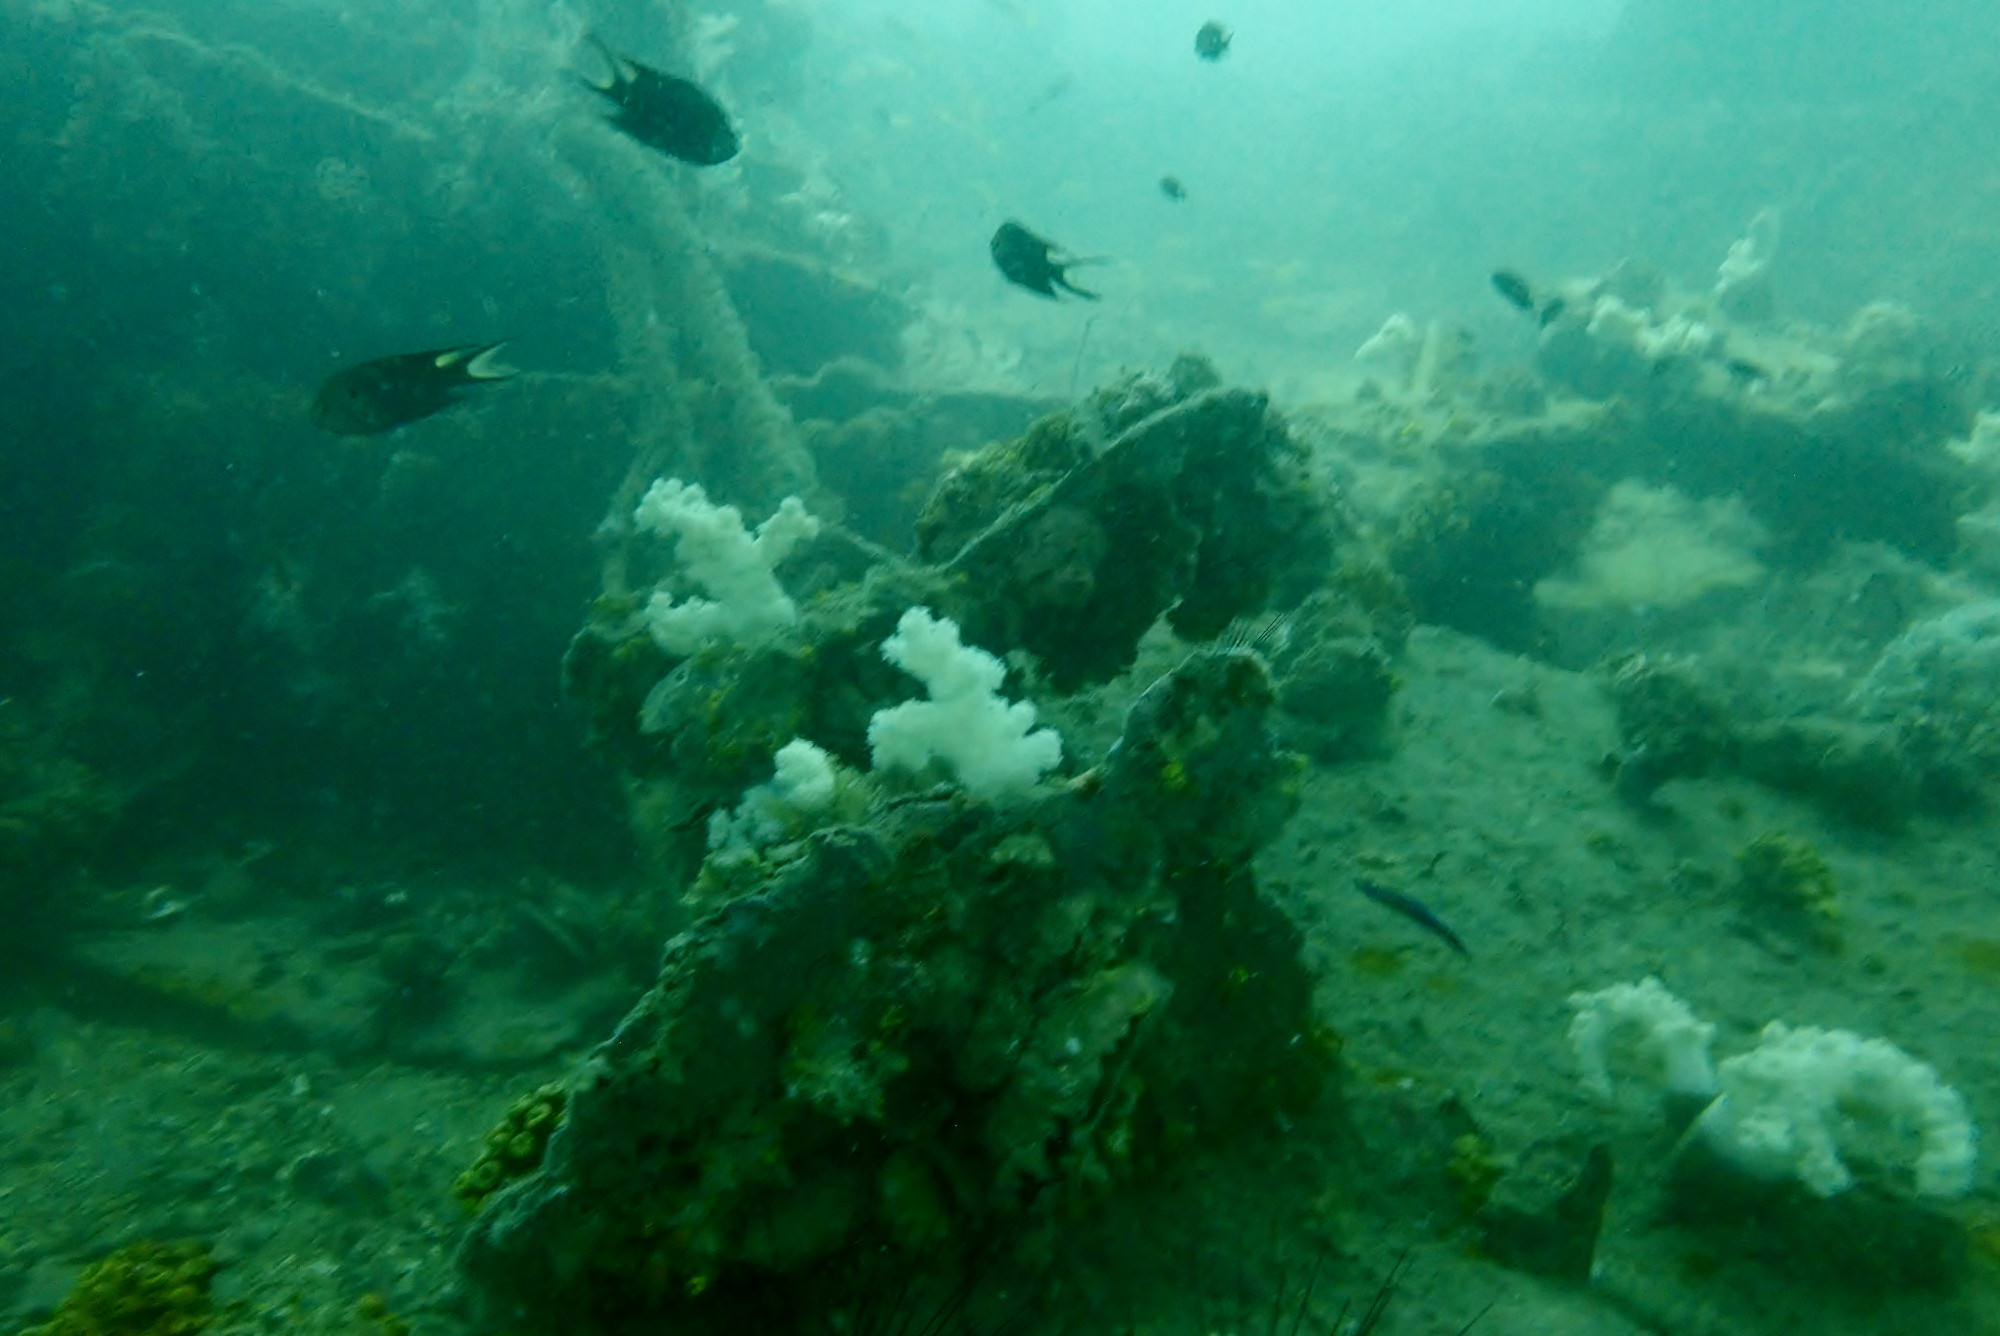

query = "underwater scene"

[{"left": 9, "top": 1, "right": 2000, "bottom": 1333}]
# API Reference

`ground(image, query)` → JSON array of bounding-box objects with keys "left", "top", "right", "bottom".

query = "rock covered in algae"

[
  {"left": 460, "top": 649, "right": 1334, "bottom": 1333},
  {"left": 1476, "top": 1141, "right": 1614, "bottom": 1284},
  {"left": 1373, "top": 268, "right": 1977, "bottom": 655},
  {"left": 918, "top": 360, "right": 1335, "bottom": 690},
  {"left": 1599, "top": 655, "right": 1932, "bottom": 827},
  {"left": 1601, "top": 652, "right": 1736, "bottom": 803},
  {"left": 1390, "top": 410, "right": 1616, "bottom": 655},
  {"left": 1850, "top": 598, "right": 2000, "bottom": 782},
  {"left": 1261, "top": 584, "right": 1410, "bottom": 763},
  {"left": 1734, "top": 716, "right": 1919, "bottom": 830},
  {"left": 791, "top": 369, "right": 1058, "bottom": 551}
]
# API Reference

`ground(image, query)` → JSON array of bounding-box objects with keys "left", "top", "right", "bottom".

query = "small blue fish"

[{"left": 1355, "top": 879, "right": 1470, "bottom": 957}]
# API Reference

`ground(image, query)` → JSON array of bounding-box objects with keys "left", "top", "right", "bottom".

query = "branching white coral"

[
  {"left": 708, "top": 738, "right": 841, "bottom": 853},
  {"left": 1946, "top": 410, "right": 2000, "bottom": 472},
  {"left": 867, "top": 607, "right": 1062, "bottom": 803},
  {"left": 1715, "top": 208, "right": 1780, "bottom": 298},
  {"left": 1354, "top": 313, "right": 1422, "bottom": 384},
  {"left": 1586, "top": 296, "right": 1715, "bottom": 361},
  {"left": 1693, "top": 1022, "right": 1976, "bottom": 1199},
  {"left": 1639, "top": 314, "right": 1718, "bottom": 361},
  {"left": 1568, "top": 977, "right": 1718, "bottom": 1103},
  {"left": 634, "top": 478, "right": 819, "bottom": 654}
]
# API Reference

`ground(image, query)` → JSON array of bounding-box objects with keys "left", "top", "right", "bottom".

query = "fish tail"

[
  {"left": 1057, "top": 273, "right": 1101, "bottom": 301},
  {"left": 464, "top": 341, "right": 517, "bottom": 381},
  {"left": 579, "top": 32, "right": 620, "bottom": 90}
]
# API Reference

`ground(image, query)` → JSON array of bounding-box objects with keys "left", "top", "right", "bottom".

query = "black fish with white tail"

[
  {"left": 582, "top": 35, "right": 738, "bottom": 166},
  {"left": 1725, "top": 356, "right": 1772, "bottom": 387},
  {"left": 990, "top": 221, "right": 1100, "bottom": 300},
  {"left": 1491, "top": 269, "right": 1536, "bottom": 312},
  {"left": 1491, "top": 269, "right": 1567, "bottom": 327},
  {"left": 311, "top": 343, "right": 515, "bottom": 436},
  {"left": 1195, "top": 20, "right": 1232, "bottom": 61}
]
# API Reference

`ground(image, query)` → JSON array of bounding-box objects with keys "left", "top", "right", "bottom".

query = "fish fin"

[
  {"left": 1054, "top": 254, "right": 1105, "bottom": 300},
  {"left": 464, "top": 342, "right": 518, "bottom": 381},
  {"left": 428, "top": 343, "right": 515, "bottom": 379},
  {"left": 578, "top": 33, "right": 624, "bottom": 91}
]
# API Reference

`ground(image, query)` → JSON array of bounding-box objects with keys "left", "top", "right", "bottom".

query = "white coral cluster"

[
  {"left": 1567, "top": 979, "right": 1977, "bottom": 1200},
  {"left": 633, "top": 478, "right": 819, "bottom": 654},
  {"left": 707, "top": 738, "right": 841, "bottom": 853},
  {"left": 1713, "top": 207, "right": 1781, "bottom": 320},
  {"left": 1695, "top": 1022, "right": 1977, "bottom": 1199},
  {"left": 1354, "top": 313, "right": 1423, "bottom": 386},
  {"left": 867, "top": 606, "right": 1062, "bottom": 803},
  {"left": 1947, "top": 410, "right": 2000, "bottom": 472},
  {"left": 1587, "top": 295, "right": 1718, "bottom": 362},
  {"left": 709, "top": 608, "right": 1065, "bottom": 857},
  {"left": 1568, "top": 976, "right": 1718, "bottom": 1103}
]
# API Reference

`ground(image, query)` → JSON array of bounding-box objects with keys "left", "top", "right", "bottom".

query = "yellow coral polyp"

[
  {"left": 25, "top": 1240, "right": 217, "bottom": 1336},
  {"left": 455, "top": 1083, "right": 568, "bottom": 1212},
  {"left": 1736, "top": 831, "right": 1842, "bottom": 948}
]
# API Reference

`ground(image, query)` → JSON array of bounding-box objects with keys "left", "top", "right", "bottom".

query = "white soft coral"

[
  {"left": 1693, "top": 1022, "right": 1976, "bottom": 1199},
  {"left": 867, "top": 607, "right": 1062, "bottom": 803},
  {"left": 707, "top": 738, "right": 842, "bottom": 853},
  {"left": 634, "top": 478, "right": 819, "bottom": 654},
  {"left": 1568, "top": 976, "right": 1718, "bottom": 1104}
]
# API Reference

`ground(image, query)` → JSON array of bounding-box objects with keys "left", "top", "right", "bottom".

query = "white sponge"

[
  {"left": 634, "top": 478, "right": 819, "bottom": 654},
  {"left": 1568, "top": 977, "right": 1719, "bottom": 1103},
  {"left": 867, "top": 607, "right": 1062, "bottom": 803},
  {"left": 1693, "top": 1022, "right": 1977, "bottom": 1199}
]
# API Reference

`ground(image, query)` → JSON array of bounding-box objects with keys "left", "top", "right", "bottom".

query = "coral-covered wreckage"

[
  {"left": 1340, "top": 232, "right": 2000, "bottom": 828},
  {"left": 1384, "top": 278, "right": 1977, "bottom": 659},
  {"left": 463, "top": 647, "right": 1331, "bottom": 1330},
  {"left": 471, "top": 199, "right": 2000, "bottom": 1332},
  {"left": 561, "top": 360, "right": 1364, "bottom": 877},
  {"left": 471, "top": 364, "right": 1361, "bottom": 1331}
]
